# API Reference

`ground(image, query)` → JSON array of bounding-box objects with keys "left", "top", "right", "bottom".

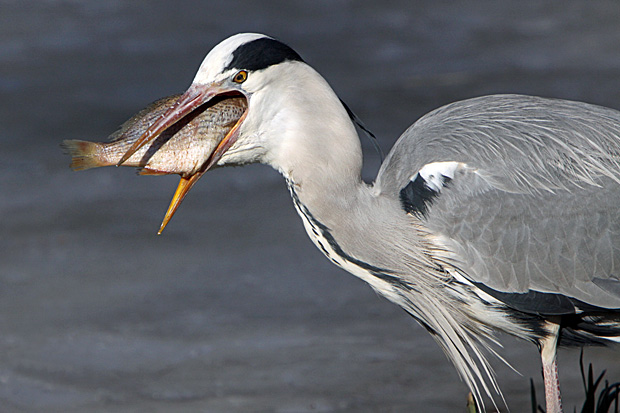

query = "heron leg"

[{"left": 540, "top": 318, "right": 563, "bottom": 413}]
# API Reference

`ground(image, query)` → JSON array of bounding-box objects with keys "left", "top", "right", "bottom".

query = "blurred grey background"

[{"left": 2, "top": 1, "right": 620, "bottom": 411}]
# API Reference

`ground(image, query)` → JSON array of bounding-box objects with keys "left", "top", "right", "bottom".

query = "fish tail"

[{"left": 61, "top": 140, "right": 109, "bottom": 171}]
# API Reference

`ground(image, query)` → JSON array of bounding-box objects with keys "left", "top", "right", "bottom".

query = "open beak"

[
  {"left": 117, "top": 83, "right": 225, "bottom": 166},
  {"left": 157, "top": 108, "right": 247, "bottom": 234},
  {"left": 117, "top": 82, "right": 248, "bottom": 234}
]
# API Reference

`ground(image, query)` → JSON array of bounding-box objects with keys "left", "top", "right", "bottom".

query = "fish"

[
  {"left": 62, "top": 94, "right": 247, "bottom": 176},
  {"left": 62, "top": 94, "right": 247, "bottom": 233}
]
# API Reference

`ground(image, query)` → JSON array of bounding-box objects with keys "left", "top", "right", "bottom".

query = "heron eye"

[{"left": 233, "top": 70, "right": 248, "bottom": 83}]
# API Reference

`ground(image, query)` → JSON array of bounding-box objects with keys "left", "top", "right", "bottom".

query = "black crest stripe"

[{"left": 225, "top": 38, "right": 304, "bottom": 72}]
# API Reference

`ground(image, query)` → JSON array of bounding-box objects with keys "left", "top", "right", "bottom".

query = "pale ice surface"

[{"left": 2, "top": 1, "right": 620, "bottom": 411}]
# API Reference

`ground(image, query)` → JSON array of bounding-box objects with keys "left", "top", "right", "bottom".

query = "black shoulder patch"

[
  {"left": 399, "top": 174, "right": 449, "bottom": 218},
  {"left": 225, "top": 37, "right": 303, "bottom": 72}
]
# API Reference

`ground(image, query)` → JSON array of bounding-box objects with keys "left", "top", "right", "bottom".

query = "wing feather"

[{"left": 376, "top": 94, "right": 620, "bottom": 309}]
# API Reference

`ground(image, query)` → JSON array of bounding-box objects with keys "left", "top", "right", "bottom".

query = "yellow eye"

[{"left": 233, "top": 70, "right": 248, "bottom": 83}]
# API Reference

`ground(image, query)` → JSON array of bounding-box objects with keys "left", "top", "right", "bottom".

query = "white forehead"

[{"left": 193, "top": 33, "right": 270, "bottom": 84}]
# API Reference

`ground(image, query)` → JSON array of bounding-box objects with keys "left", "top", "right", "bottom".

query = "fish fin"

[
  {"left": 138, "top": 167, "right": 170, "bottom": 176},
  {"left": 108, "top": 94, "right": 182, "bottom": 142},
  {"left": 61, "top": 140, "right": 108, "bottom": 171}
]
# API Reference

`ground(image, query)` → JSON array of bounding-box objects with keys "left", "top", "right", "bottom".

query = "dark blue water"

[{"left": 2, "top": 1, "right": 620, "bottom": 411}]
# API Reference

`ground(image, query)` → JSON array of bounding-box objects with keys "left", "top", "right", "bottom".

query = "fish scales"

[{"left": 62, "top": 95, "right": 246, "bottom": 176}]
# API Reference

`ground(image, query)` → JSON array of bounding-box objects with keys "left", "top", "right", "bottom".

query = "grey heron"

[{"left": 117, "top": 33, "right": 620, "bottom": 412}]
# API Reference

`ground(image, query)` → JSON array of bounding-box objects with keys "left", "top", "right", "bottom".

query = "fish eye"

[{"left": 233, "top": 70, "right": 248, "bottom": 83}]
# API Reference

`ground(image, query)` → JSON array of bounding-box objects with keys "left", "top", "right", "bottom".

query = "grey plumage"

[
  {"left": 379, "top": 94, "right": 620, "bottom": 308},
  {"left": 373, "top": 94, "right": 620, "bottom": 405}
]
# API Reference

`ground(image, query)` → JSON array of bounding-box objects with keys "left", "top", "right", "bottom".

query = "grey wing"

[{"left": 376, "top": 94, "right": 620, "bottom": 310}]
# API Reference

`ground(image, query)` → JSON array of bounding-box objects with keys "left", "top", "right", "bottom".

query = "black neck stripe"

[
  {"left": 224, "top": 37, "right": 304, "bottom": 72},
  {"left": 286, "top": 183, "right": 398, "bottom": 282}
]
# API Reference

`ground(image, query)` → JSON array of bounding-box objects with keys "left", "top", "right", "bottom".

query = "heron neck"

[
  {"left": 262, "top": 64, "right": 367, "bottom": 215},
  {"left": 276, "top": 115, "right": 367, "bottom": 221}
]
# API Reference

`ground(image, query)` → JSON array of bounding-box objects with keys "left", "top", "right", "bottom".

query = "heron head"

[
  {"left": 188, "top": 33, "right": 308, "bottom": 167},
  {"left": 117, "top": 33, "right": 308, "bottom": 233}
]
